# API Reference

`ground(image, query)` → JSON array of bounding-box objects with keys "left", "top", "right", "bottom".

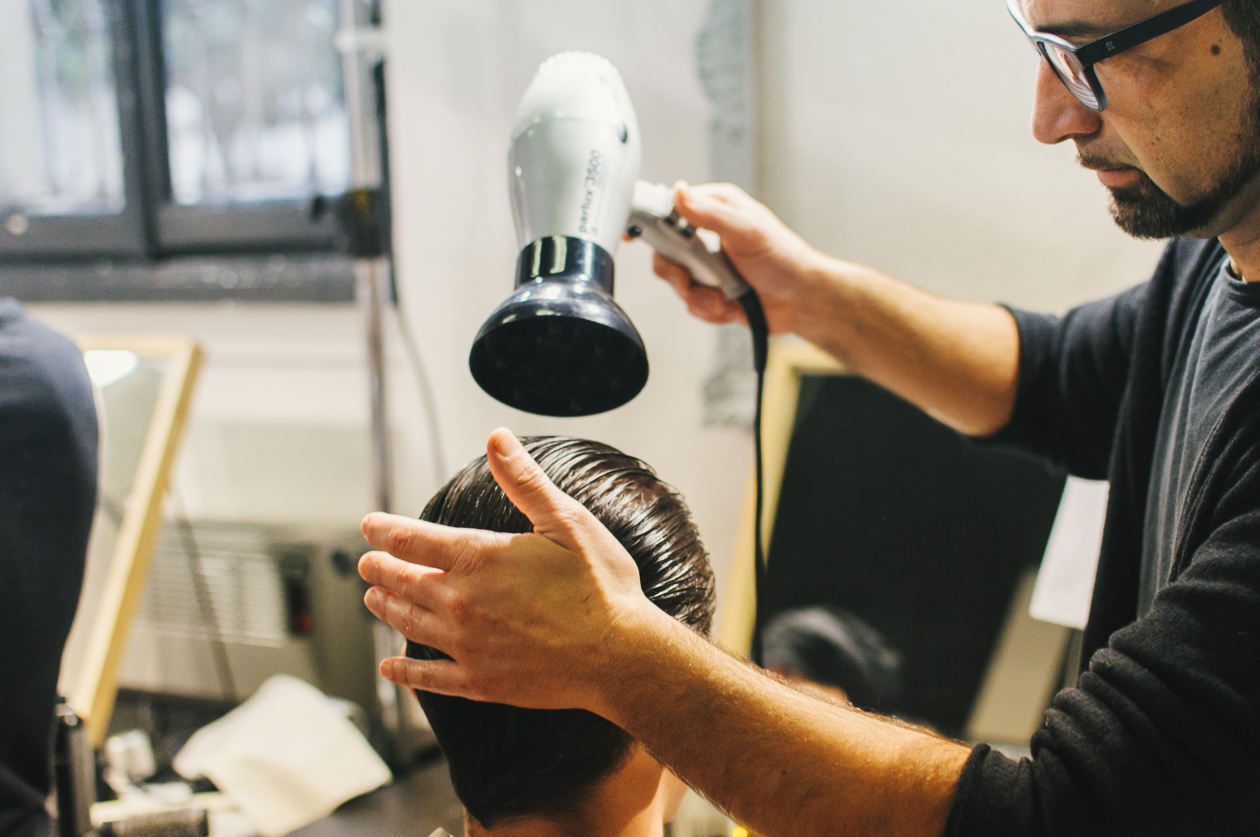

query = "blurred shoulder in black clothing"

[{"left": 0, "top": 300, "right": 98, "bottom": 837}]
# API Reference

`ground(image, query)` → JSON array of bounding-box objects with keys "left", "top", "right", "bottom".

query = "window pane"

[
  {"left": 163, "top": 0, "right": 351, "bottom": 206},
  {"left": 0, "top": 0, "right": 125, "bottom": 217}
]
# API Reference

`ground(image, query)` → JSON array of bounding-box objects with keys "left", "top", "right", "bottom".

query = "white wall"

[
  {"left": 28, "top": 0, "right": 1168, "bottom": 605},
  {"left": 30, "top": 303, "right": 382, "bottom": 526},
  {"left": 759, "top": 0, "right": 1165, "bottom": 312}
]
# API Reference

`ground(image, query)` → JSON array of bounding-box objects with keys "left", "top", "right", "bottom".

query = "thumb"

[
  {"left": 673, "top": 181, "right": 773, "bottom": 259},
  {"left": 486, "top": 428, "right": 592, "bottom": 550}
]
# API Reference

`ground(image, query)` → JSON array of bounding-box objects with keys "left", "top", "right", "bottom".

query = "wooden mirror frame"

[{"left": 66, "top": 335, "right": 202, "bottom": 746}]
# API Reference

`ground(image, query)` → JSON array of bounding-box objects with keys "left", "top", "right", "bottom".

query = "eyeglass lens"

[{"left": 1040, "top": 42, "right": 1101, "bottom": 109}]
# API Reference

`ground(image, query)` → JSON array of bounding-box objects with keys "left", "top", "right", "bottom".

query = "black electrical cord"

[
  {"left": 393, "top": 304, "right": 449, "bottom": 487},
  {"left": 172, "top": 491, "right": 238, "bottom": 703},
  {"left": 738, "top": 288, "right": 770, "bottom": 667}
]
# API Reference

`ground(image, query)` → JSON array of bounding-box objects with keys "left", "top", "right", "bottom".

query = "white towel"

[{"left": 174, "top": 675, "right": 392, "bottom": 837}]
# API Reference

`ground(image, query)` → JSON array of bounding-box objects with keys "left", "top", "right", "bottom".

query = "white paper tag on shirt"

[{"left": 1029, "top": 477, "right": 1110, "bottom": 629}]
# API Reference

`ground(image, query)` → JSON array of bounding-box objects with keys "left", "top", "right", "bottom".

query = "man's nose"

[{"left": 1030, "top": 60, "right": 1103, "bottom": 144}]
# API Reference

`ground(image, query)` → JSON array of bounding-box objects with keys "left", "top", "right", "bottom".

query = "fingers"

[
  {"left": 672, "top": 182, "right": 774, "bottom": 258},
  {"left": 651, "top": 249, "right": 692, "bottom": 289},
  {"left": 651, "top": 252, "right": 745, "bottom": 325},
  {"left": 379, "top": 655, "right": 470, "bottom": 698},
  {"left": 359, "top": 550, "right": 453, "bottom": 610},
  {"left": 361, "top": 512, "right": 501, "bottom": 572},
  {"left": 485, "top": 428, "right": 593, "bottom": 547},
  {"left": 364, "top": 585, "right": 452, "bottom": 649},
  {"left": 685, "top": 286, "right": 745, "bottom": 325}
]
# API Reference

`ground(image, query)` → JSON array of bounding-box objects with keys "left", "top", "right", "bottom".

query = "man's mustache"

[{"left": 1077, "top": 152, "right": 1140, "bottom": 174}]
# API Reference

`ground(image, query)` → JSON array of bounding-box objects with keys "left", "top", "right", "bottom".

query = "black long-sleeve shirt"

[{"left": 944, "top": 238, "right": 1260, "bottom": 836}]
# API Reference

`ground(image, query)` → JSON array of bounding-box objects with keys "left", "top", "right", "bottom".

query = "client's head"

[{"left": 409, "top": 436, "right": 715, "bottom": 834}]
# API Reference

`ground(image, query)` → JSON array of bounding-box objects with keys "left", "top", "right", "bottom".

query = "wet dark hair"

[{"left": 408, "top": 437, "right": 715, "bottom": 828}]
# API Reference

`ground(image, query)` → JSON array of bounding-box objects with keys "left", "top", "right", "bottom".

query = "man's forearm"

[
  {"left": 791, "top": 257, "right": 1020, "bottom": 438},
  {"left": 601, "top": 610, "right": 972, "bottom": 837}
]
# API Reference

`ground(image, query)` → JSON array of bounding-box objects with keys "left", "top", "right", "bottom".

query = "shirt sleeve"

[
  {"left": 984, "top": 238, "right": 1226, "bottom": 479},
  {"left": 982, "top": 283, "right": 1147, "bottom": 480},
  {"left": 945, "top": 434, "right": 1260, "bottom": 836}
]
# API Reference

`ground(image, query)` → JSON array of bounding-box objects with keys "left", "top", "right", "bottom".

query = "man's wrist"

[
  {"left": 787, "top": 254, "right": 872, "bottom": 361},
  {"left": 588, "top": 599, "right": 706, "bottom": 727}
]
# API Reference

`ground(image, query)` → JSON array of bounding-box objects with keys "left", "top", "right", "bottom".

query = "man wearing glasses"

[{"left": 360, "top": 1, "right": 1260, "bottom": 834}]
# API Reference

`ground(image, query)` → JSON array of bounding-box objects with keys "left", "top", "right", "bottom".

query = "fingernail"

[
  {"left": 365, "top": 588, "right": 382, "bottom": 610},
  {"left": 490, "top": 427, "right": 522, "bottom": 458}
]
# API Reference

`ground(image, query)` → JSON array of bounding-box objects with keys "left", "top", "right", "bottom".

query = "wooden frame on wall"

[
  {"left": 62, "top": 335, "right": 202, "bottom": 746},
  {"left": 716, "top": 337, "right": 844, "bottom": 655}
]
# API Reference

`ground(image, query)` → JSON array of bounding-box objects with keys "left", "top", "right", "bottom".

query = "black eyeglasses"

[{"left": 1008, "top": 0, "right": 1224, "bottom": 112}]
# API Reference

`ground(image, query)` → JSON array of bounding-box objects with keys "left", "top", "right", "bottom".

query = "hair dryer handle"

[{"left": 627, "top": 181, "right": 751, "bottom": 301}]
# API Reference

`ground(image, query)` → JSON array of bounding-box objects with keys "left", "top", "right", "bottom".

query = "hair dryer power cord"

[{"left": 738, "top": 289, "right": 770, "bottom": 667}]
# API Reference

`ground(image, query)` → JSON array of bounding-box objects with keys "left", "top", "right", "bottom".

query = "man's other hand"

[{"left": 358, "top": 427, "right": 660, "bottom": 716}]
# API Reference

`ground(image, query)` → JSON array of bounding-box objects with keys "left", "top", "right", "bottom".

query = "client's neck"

[{"left": 462, "top": 748, "right": 671, "bottom": 837}]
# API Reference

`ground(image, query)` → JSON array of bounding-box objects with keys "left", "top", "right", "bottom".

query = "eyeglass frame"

[{"left": 1007, "top": 0, "right": 1226, "bottom": 112}]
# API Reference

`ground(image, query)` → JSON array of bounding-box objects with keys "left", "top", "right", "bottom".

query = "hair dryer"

[{"left": 469, "top": 52, "right": 755, "bottom": 417}]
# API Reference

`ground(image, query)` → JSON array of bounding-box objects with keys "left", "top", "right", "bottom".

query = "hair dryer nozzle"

[{"left": 470, "top": 237, "right": 649, "bottom": 417}]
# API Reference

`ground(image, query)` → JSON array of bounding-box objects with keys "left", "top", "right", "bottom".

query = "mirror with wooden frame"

[
  {"left": 58, "top": 335, "right": 202, "bottom": 746},
  {"left": 718, "top": 338, "right": 1070, "bottom": 740}
]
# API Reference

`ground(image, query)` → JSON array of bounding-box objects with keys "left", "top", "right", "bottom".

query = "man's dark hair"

[{"left": 408, "top": 437, "right": 714, "bottom": 829}]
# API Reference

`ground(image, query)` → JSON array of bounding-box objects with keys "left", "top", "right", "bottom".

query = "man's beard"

[{"left": 1086, "top": 95, "right": 1260, "bottom": 240}]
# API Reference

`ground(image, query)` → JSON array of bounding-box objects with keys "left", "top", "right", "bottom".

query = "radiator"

[{"left": 117, "top": 521, "right": 376, "bottom": 714}]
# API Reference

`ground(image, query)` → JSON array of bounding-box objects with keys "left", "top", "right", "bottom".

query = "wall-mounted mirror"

[
  {"left": 58, "top": 335, "right": 202, "bottom": 746},
  {"left": 719, "top": 339, "right": 1069, "bottom": 738}
]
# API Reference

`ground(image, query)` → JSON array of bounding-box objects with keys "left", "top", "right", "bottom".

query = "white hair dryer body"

[{"left": 470, "top": 52, "right": 750, "bottom": 417}]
